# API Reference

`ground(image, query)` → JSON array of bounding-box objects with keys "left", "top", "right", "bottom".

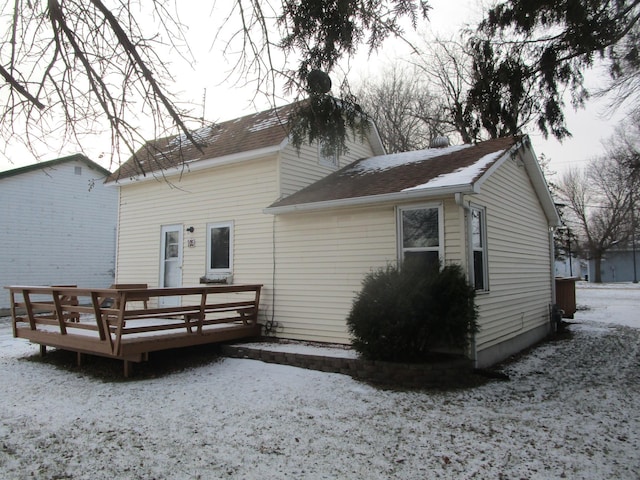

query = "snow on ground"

[{"left": 0, "top": 282, "right": 639, "bottom": 479}]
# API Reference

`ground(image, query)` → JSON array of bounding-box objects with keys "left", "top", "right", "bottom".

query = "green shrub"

[{"left": 347, "top": 262, "right": 478, "bottom": 362}]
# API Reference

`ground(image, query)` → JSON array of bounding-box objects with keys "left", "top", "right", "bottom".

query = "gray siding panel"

[{"left": 1, "top": 161, "right": 117, "bottom": 309}]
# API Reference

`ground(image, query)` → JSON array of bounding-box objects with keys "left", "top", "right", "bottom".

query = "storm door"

[{"left": 159, "top": 224, "right": 183, "bottom": 307}]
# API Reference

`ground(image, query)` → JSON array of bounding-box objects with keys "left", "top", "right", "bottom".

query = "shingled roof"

[
  {"left": 0, "top": 154, "right": 110, "bottom": 180},
  {"left": 266, "top": 136, "right": 522, "bottom": 213},
  {"left": 107, "top": 104, "right": 295, "bottom": 182}
]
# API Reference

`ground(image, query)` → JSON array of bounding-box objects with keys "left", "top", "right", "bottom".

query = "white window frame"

[
  {"left": 317, "top": 140, "right": 339, "bottom": 169},
  {"left": 396, "top": 203, "right": 444, "bottom": 267},
  {"left": 206, "top": 221, "right": 234, "bottom": 276},
  {"left": 470, "top": 205, "right": 489, "bottom": 291}
]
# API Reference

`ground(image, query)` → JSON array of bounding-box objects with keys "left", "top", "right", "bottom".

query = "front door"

[{"left": 159, "top": 224, "right": 183, "bottom": 307}]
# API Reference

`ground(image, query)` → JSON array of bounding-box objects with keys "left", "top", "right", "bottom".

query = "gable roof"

[
  {"left": 265, "top": 136, "right": 560, "bottom": 226},
  {"left": 0, "top": 154, "right": 110, "bottom": 180},
  {"left": 107, "top": 102, "right": 386, "bottom": 183},
  {"left": 107, "top": 104, "right": 294, "bottom": 183}
]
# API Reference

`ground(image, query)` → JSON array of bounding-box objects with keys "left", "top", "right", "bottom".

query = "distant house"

[
  {"left": 555, "top": 255, "right": 588, "bottom": 279},
  {"left": 0, "top": 154, "right": 118, "bottom": 310},
  {"left": 589, "top": 248, "right": 640, "bottom": 283},
  {"left": 108, "top": 103, "right": 560, "bottom": 368}
]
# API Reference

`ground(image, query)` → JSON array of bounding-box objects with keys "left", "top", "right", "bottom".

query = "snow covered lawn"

[{"left": 0, "top": 282, "right": 639, "bottom": 479}]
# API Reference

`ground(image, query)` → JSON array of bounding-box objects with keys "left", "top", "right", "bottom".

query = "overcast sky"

[{"left": 0, "top": 0, "right": 628, "bottom": 179}]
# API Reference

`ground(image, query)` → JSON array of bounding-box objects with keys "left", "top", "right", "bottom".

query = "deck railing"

[{"left": 6, "top": 284, "right": 263, "bottom": 376}]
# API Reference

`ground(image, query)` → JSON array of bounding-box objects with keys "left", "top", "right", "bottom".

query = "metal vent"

[{"left": 429, "top": 136, "right": 450, "bottom": 148}]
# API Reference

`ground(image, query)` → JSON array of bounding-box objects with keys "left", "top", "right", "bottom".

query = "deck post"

[
  {"left": 23, "top": 289, "right": 37, "bottom": 330},
  {"left": 112, "top": 292, "right": 128, "bottom": 357},
  {"left": 51, "top": 290, "right": 68, "bottom": 335},
  {"left": 90, "top": 291, "right": 108, "bottom": 342},
  {"left": 9, "top": 292, "right": 18, "bottom": 337},
  {"left": 197, "top": 290, "right": 207, "bottom": 334},
  {"left": 39, "top": 345, "right": 46, "bottom": 357}
]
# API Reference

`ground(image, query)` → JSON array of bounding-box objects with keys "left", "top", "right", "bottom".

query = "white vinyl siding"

[
  {"left": 116, "top": 156, "right": 278, "bottom": 310},
  {"left": 270, "top": 198, "right": 462, "bottom": 344},
  {"left": 442, "top": 197, "right": 465, "bottom": 267},
  {"left": 272, "top": 205, "right": 397, "bottom": 343},
  {"left": 279, "top": 139, "right": 374, "bottom": 198},
  {"left": 471, "top": 155, "right": 553, "bottom": 352}
]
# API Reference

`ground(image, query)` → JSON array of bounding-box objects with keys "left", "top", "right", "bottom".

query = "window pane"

[
  {"left": 404, "top": 251, "right": 440, "bottom": 271},
  {"left": 165, "top": 231, "right": 179, "bottom": 258},
  {"left": 473, "top": 251, "right": 485, "bottom": 290},
  {"left": 472, "top": 209, "right": 483, "bottom": 249},
  {"left": 402, "top": 209, "right": 439, "bottom": 248},
  {"left": 210, "top": 227, "right": 230, "bottom": 269},
  {"left": 318, "top": 141, "right": 338, "bottom": 167}
]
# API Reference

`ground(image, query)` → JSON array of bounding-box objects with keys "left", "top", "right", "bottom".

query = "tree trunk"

[{"left": 593, "top": 255, "right": 603, "bottom": 283}]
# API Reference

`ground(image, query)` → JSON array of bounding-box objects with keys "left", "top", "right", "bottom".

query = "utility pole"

[
  {"left": 632, "top": 193, "right": 638, "bottom": 283},
  {"left": 629, "top": 157, "right": 639, "bottom": 283}
]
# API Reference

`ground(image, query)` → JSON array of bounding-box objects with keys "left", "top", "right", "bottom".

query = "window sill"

[{"left": 200, "top": 273, "right": 233, "bottom": 285}]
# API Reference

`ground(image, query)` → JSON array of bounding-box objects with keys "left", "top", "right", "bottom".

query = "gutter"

[
  {"left": 264, "top": 184, "right": 475, "bottom": 215},
  {"left": 550, "top": 226, "right": 558, "bottom": 307},
  {"left": 107, "top": 145, "right": 282, "bottom": 186}
]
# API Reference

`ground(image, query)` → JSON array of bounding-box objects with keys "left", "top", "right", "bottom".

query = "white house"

[
  {"left": 0, "top": 154, "right": 118, "bottom": 310},
  {"left": 108, "top": 103, "right": 560, "bottom": 368}
]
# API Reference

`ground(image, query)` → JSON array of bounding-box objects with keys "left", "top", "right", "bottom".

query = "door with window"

[{"left": 159, "top": 224, "right": 183, "bottom": 307}]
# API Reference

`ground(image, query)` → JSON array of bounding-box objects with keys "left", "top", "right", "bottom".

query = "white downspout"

[
  {"left": 550, "top": 227, "right": 557, "bottom": 302},
  {"left": 455, "top": 192, "right": 478, "bottom": 368}
]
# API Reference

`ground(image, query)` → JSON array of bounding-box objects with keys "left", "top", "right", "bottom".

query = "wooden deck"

[{"left": 6, "top": 284, "right": 262, "bottom": 376}]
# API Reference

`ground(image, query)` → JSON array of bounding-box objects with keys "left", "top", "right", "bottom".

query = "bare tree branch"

[{"left": 0, "top": 0, "right": 429, "bottom": 171}]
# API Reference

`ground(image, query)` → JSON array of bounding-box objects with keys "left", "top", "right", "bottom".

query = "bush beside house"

[{"left": 347, "top": 262, "right": 478, "bottom": 363}]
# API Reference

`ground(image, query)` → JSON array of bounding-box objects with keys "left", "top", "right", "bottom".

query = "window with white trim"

[
  {"left": 471, "top": 206, "right": 488, "bottom": 290},
  {"left": 318, "top": 140, "right": 339, "bottom": 168},
  {"left": 398, "top": 205, "right": 443, "bottom": 270},
  {"left": 206, "top": 221, "right": 233, "bottom": 275}
]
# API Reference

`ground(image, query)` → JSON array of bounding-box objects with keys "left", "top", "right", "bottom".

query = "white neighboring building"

[
  {"left": 555, "top": 256, "right": 587, "bottom": 279},
  {"left": 0, "top": 154, "right": 117, "bottom": 310}
]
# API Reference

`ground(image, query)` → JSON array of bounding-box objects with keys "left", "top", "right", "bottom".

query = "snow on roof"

[
  {"left": 247, "top": 110, "right": 285, "bottom": 132},
  {"left": 266, "top": 137, "right": 520, "bottom": 212},
  {"left": 352, "top": 144, "right": 472, "bottom": 174},
  {"left": 166, "top": 124, "right": 221, "bottom": 151},
  {"left": 402, "top": 149, "right": 506, "bottom": 192}
]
